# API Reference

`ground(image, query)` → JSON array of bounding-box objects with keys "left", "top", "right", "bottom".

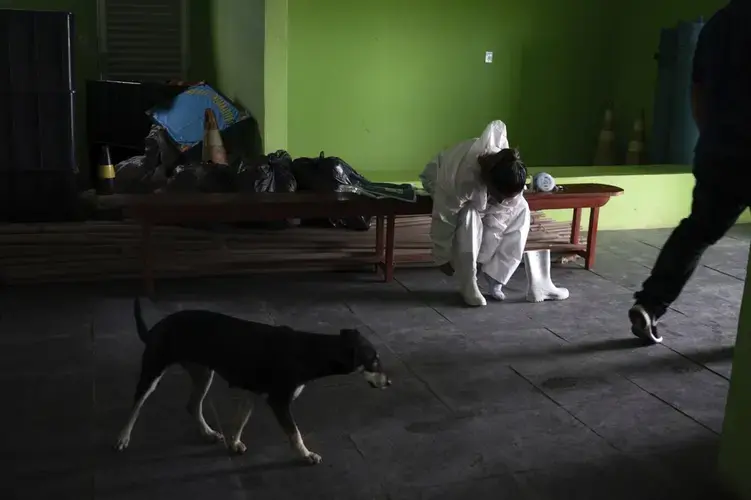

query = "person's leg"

[
  {"left": 454, "top": 204, "right": 486, "bottom": 306},
  {"left": 480, "top": 207, "right": 531, "bottom": 300},
  {"left": 630, "top": 178, "right": 748, "bottom": 343},
  {"left": 481, "top": 224, "right": 528, "bottom": 301}
]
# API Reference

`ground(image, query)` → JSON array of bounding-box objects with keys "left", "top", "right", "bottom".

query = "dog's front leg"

[
  {"left": 114, "top": 371, "right": 165, "bottom": 451},
  {"left": 228, "top": 394, "right": 254, "bottom": 455},
  {"left": 268, "top": 396, "right": 321, "bottom": 465},
  {"left": 184, "top": 363, "right": 223, "bottom": 443}
]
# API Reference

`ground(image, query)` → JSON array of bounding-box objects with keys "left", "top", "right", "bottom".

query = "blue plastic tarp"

[{"left": 148, "top": 84, "right": 248, "bottom": 151}]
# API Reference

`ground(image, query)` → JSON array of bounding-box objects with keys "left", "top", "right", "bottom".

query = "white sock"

[{"left": 484, "top": 274, "right": 506, "bottom": 301}]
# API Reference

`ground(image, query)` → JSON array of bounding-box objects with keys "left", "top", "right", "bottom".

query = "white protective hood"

[
  {"left": 433, "top": 120, "right": 509, "bottom": 213},
  {"left": 419, "top": 120, "right": 513, "bottom": 266}
]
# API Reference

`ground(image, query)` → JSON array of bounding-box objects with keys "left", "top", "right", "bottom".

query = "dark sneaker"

[{"left": 628, "top": 304, "right": 662, "bottom": 344}]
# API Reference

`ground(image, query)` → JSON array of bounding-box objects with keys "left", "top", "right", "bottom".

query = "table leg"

[
  {"left": 585, "top": 207, "right": 600, "bottom": 270},
  {"left": 375, "top": 215, "right": 385, "bottom": 273},
  {"left": 142, "top": 220, "right": 155, "bottom": 298},
  {"left": 571, "top": 208, "right": 582, "bottom": 244},
  {"left": 384, "top": 215, "right": 396, "bottom": 282}
]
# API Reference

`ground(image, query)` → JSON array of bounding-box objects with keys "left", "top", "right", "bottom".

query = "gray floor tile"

[
  {"left": 230, "top": 434, "right": 388, "bottom": 500},
  {"left": 726, "top": 224, "right": 751, "bottom": 240},
  {"left": 624, "top": 366, "right": 729, "bottom": 433},
  {"left": 8, "top": 472, "right": 93, "bottom": 500},
  {"left": 3, "top": 227, "right": 746, "bottom": 498},
  {"left": 588, "top": 250, "right": 652, "bottom": 291},
  {"left": 510, "top": 352, "right": 644, "bottom": 407},
  {"left": 415, "top": 363, "right": 556, "bottom": 415},
  {"left": 566, "top": 391, "right": 717, "bottom": 454},
  {"left": 350, "top": 406, "right": 613, "bottom": 490},
  {"left": 390, "top": 473, "right": 532, "bottom": 500},
  {"left": 514, "top": 455, "right": 678, "bottom": 500}
]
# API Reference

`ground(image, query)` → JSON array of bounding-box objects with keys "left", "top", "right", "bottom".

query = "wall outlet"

[{"left": 485, "top": 51, "right": 493, "bottom": 63}]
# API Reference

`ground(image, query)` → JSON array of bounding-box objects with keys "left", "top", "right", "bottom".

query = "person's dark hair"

[{"left": 480, "top": 148, "right": 527, "bottom": 197}]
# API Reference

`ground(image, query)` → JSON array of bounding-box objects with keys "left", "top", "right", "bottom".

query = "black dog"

[{"left": 114, "top": 298, "right": 390, "bottom": 464}]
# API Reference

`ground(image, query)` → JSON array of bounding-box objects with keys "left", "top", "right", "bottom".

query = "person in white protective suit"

[{"left": 419, "top": 120, "right": 570, "bottom": 307}]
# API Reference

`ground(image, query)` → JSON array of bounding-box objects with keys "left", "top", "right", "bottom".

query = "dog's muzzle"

[{"left": 363, "top": 370, "right": 391, "bottom": 389}]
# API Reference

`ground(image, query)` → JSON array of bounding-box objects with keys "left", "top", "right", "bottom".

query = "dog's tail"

[{"left": 134, "top": 297, "right": 149, "bottom": 343}]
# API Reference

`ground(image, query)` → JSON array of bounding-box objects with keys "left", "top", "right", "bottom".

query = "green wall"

[
  {"left": 278, "top": 0, "right": 732, "bottom": 182},
  {"left": 187, "top": 0, "right": 219, "bottom": 84},
  {"left": 610, "top": 0, "right": 728, "bottom": 154},
  {"left": 211, "top": 0, "right": 265, "bottom": 130},
  {"left": 285, "top": 0, "right": 615, "bottom": 181},
  {"left": 263, "top": 0, "right": 288, "bottom": 151}
]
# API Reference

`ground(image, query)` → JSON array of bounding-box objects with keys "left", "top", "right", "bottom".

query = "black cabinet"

[{"left": 0, "top": 9, "right": 78, "bottom": 222}]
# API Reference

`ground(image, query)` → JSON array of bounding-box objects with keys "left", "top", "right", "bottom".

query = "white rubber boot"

[
  {"left": 461, "top": 279, "right": 488, "bottom": 307},
  {"left": 524, "top": 249, "right": 570, "bottom": 303},
  {"left": 461, "top": 276, "right": 487, "bottom": 307},
  {"left": 456, "top": 256, "right": 486, "bottom": 307}
]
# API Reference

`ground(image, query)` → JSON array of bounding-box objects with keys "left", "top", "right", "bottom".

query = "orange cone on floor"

[
  {"left": 593, "top": 107, "right": 616, "bottom": 165},
  {"left": 202, "top": 108, "right": 228, "bottom": 164},
  {"left": 625, "top": 109, "right": 647, "bottom": 165}
]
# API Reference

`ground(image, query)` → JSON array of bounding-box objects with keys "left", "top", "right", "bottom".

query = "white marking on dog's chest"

[{"left": 293, "top": 385, "right": 305, "bottom": 400}]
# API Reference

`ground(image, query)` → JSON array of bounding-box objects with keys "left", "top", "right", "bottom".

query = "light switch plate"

[{"left": 485, "top": 51, "right": 493, "bottom": 63}]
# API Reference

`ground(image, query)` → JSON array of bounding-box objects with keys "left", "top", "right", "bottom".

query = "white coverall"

[{"left": 419, "top": 120, "right": 530, "bottom": 306}]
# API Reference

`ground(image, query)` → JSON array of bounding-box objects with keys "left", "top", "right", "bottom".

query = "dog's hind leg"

[
  {"left": 183, "top": 363, "right": 224, "bottom": 443},
  {"left": 268, "top": 394, "right": 321, "bottom": 465},
  {"left": 228, "top": 394, "right": 255, "bottom": 455},
  {"left": 114, "top": 368, "right": 165, "bottom": 451}
]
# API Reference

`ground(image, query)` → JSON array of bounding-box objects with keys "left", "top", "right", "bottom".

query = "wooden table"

[
  {"left": 122, "top": 192, "right": 430, "bottom": 296},
  {"left": 123, "top": 183, "right": 622, "bottom": 296},
  {"left": 524, "top": 183, "right": 623, "bottom": 270}
]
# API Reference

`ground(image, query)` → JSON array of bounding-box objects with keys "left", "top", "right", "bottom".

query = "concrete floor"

[{"left": 2, "top": 227, "right": 747, "bottom": 499}]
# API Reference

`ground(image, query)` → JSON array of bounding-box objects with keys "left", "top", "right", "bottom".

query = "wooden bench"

[
  {"left": 122, "top": 183, "right": 622, "bottom": 296},
  {"left": 123, "top": 192, "right": 431, "bottom": 296}
]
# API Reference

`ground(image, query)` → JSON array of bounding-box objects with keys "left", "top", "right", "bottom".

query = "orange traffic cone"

[
  {"left": 625, "top": 110, "right": 647, "bottom": 165},
  {"left": 202, "top": 108, "right": 228, "bottom": 165},
  {"left": 594, "top": 107, "right": 616, "bottom": 165}
]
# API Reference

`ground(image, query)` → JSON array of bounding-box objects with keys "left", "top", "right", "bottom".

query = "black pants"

[{"left": 634, "top": 177, "right": 750, "bottom": 319}]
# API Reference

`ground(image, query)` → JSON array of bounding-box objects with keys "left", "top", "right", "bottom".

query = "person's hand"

[{"left": 439, "top": 263, "right": 455, "bottom": 276}]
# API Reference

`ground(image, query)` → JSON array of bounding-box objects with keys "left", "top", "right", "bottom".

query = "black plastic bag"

[
  {"left": 236, "top": 150, "right": 297, "bottom": 229},
  {"left": 291, "top": 151, "right": 372, "bottom": 231},
  {"left": 144, "top": 125, "right": 181, "bottom": 173},
  {"left": 113, "top": 155, "right": 152, "bottom": 194},
  {"left": 113, "top": 155, "right": 170, "bottom": 194},
  {"left": 112, "top": 126, "right": 178, "bottom": 194},
  {"left": 151, "top": 162, "right": 234, "bottom": 231},
  {"left": 236, "top": 150, "right": 296, "bottom": 194},
  {"left": 160, "top": 162, "right": 236, "bottom": 193}
]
